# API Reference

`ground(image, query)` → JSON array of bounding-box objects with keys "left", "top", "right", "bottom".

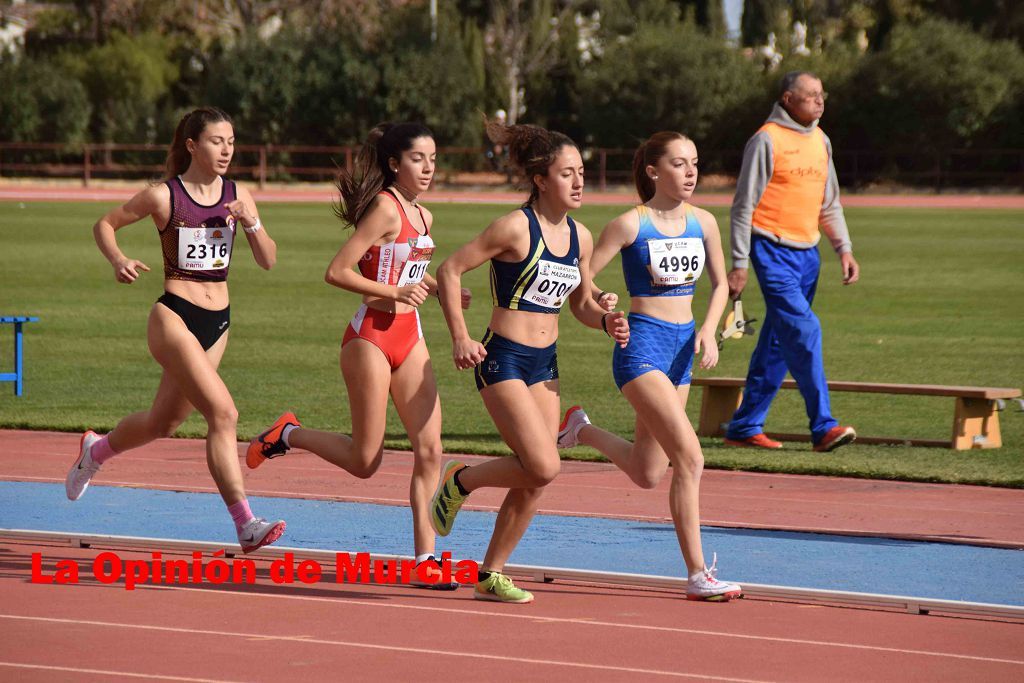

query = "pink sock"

[
  {"left": 228, "top": 499, "right": 255, "bottom": 533},
  {"left": 89, "top": 435, "right": 119, "bottom": 465}
]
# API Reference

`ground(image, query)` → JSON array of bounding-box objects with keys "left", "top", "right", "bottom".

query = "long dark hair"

[
  {"left": 632, "top": 131, "right": 692, "bottom": 203},
  {"left": 484, "top": 117, "right": 577, "bottom": 206},
  {"left": 165, "top": 107, "right": 233, "bottom": 179},
  {"left": 335, "top": 122, "right": 434, "bottom": 227}
]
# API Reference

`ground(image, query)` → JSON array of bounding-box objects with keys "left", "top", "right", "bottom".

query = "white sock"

[
  {"left": 415, "top": 553, "right": 434, "bottom": 565},
  {"left": 282, "top": 424, "right": 298, "bottom": 447}
]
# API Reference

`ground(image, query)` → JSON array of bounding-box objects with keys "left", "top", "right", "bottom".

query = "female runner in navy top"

[
  {"left": 432, "top": 119, "right": 629, "bottom": 603},
  {"left": 65, "top": 107, "right": 286, "bottom": 554},
  {"left": 558, "top": 132, "right": 742, "bottom": 601}
]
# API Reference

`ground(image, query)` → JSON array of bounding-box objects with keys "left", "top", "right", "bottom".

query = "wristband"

[
  {"left": 242, "top": 217, "right": 262, "bottom": 234},
  {"left": 601, "top": 312, "right": 611, "bottom": 336},
  {"left": 598, "top": 290, "right": 608, "bottom": 300}
]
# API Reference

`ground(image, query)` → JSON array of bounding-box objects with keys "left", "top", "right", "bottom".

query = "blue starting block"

[{"left": 1, "top": 316, "right": 40, "bottom": 396}]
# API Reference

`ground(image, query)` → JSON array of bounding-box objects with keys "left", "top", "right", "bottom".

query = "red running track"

[
  {"left": 2, "top": 539, "right": 1022, "bottom": 682},
  {"left": 3, "top": 430, "right": 1022, "bottom": 549},
  {"left": 2, "top": 430, "right": 1023, "bottom": 680},
  {"left": 3, "top": 184, "right": 1024, "bottom": 208}
]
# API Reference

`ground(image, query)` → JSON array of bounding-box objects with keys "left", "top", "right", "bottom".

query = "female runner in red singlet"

[{"left": 248, "top": 122, "right": 470, "bottom": 588}]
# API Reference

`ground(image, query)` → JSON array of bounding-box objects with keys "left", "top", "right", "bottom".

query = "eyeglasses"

[{"left": 795, "top": 90, "right": 828, "bottom": 102}]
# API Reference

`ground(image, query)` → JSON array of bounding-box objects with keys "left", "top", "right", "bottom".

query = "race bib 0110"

[{"left": 396, "top": 236, "right": 434, "bottom": 286}]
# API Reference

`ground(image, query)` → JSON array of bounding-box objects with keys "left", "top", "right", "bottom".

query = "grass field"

[{"left": 1, "top": 199, "right": 1022, "bottom": 487}]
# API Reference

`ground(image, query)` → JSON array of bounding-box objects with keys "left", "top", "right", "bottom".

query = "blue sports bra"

[
  {"left": 620, "top": 205, "right": 705, "bottom": 297},
  {"left": 490, "top": 206, "right": 582, "bottom": 314}
]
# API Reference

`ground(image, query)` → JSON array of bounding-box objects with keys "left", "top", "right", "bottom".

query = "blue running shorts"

[
  {"left": 612, "top": 313, "right": 695, "bottom": 390},
  {"left": 475, "top": 329, "right": 558, "bottom": 391}
]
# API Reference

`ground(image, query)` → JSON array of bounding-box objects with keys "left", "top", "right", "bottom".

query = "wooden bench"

[
  {"left": 1, "top": 316, "right": 40, "bottom": 396},
  {"left": 693, "top": 377, "right": 1021, "bottom": 450}
]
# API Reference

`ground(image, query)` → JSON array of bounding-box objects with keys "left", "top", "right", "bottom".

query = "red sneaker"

[
  {"left": 723, "top": 433, "right": 783, "bottom": 450},
  {"left": 247, "top": 412, "right": 301, "bottom": 469},
  {"left": 813, "top": 425, "right": 857, "bottom": 452}
]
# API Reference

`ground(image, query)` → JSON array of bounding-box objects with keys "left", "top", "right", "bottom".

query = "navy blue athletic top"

[
  {"left": 490, "top": 206, "right": 582, "bottom": 314},
  {"left": 621, "top": 205, "right": 705, "bottom": 297}
]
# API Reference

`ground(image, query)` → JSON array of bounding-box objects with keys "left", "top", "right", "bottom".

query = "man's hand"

[
  {"left": 840, "top": 252, "right": 860, "bottom": 285},
  {"left": 727, "top": 268, "right": 748, "bottom": 300}
]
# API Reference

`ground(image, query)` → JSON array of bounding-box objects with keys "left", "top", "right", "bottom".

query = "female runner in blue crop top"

[
  {"left": 558, "top": 132, "right": 742, "bottom": 601},
  {"left": 433, "top": 119, "right": 629, "bottom": 604}
]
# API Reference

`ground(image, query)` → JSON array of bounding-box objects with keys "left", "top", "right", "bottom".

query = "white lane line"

[
  {"left": 0, "top": 661, "right": 241, "bottom": 682},
  {"left": 0, "top": 615, "right": 763, "bottom": 681},
  {"left": 15, "top": 579, "right": 1020, "bottom": 667}
]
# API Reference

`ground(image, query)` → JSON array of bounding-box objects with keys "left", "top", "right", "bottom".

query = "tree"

[
  {"left": 830, "top": 18, "right": 1024, "bottom": 151},
  {"left": 483, "top": 0, "right": 577, "bottom": 124},
  {"left": 740, "top": 0, "right": 787, "bottom": 47},
  {"left": 0, "top": 57, "right": 91, "bottom": 143},
  {"left": 579, "top": 19, "right": 762, "bottom": 153},
  {"left": 61, "top": 30, "right": 178, "bottom": 141}
]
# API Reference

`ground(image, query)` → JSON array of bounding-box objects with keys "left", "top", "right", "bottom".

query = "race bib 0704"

[
  {"left": 178, "top": 226, "right": 233, "bottom": 271},
  {"left": 523, "top": 259, "right": 581, "bottom": 309},
  {"left": 647, "top": 237, "right": 705, "bottom": 286}
]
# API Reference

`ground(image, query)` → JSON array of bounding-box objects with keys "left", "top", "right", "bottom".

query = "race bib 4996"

[{"left": 647, "top": 237, "right": 705, "bottom": 287}]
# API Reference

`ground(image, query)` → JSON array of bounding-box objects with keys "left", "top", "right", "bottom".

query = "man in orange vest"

[{"left": 724, "top": 71, "right": 860, "bottom": 452}]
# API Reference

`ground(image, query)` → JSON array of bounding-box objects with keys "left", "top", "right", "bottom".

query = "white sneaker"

[
  {"left": 557, "top": 405, "right": 590, "bottom": 449},
  {"left": 686, "top": 554, "right": 742, "bottom": 602},
  {"left": 65, "top": 431, "right": 101, "bottom": 501},
  {"left": 237, "top": 517, "right": 286, "bottom": 553}
]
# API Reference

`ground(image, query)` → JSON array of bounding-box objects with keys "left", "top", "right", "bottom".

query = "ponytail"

[
  {"left": 484, "top": 116, "right": 577, "bottom": 206},
  {"left": 164, "top": 107, "right": 233, "bottom": 180},
  {"left": 632, "top": 131, "right": 691, "bottom": 203},
  {"left": 335, "top": 121, "right": 433, "bottom": 227}
]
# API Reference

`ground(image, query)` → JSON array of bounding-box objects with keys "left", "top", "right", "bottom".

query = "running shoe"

[
  {"left": 247, "top": 412, "right": 300, "bottom": 469},
  {"left": 474, "top": 572, "right": 534, "bottom": 604},
  {"left": 65, "top": 431, "right": 102, "bottom": 501},
  {"left": 408, "top": 555, "right": 460, "bottom": 591},
  {"left": 557, "top": 405, "right": 591, "bottom": 449},
  {"left": 723, "top": 433, "right": 783, "bottom": 450},
  {"left": 686, "top": 554, "right": 742, "bottom": 602},
  {"left": 237, "top": 517, "right": 286, "bottom": 553},
  {"left": 430, "top": 461, "right": 468, "bottom": 537},
  {"left": 813, "top": 425, "right": 857, "bottom": 453}
]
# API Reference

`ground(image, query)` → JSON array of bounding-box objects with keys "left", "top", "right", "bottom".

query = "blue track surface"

[{"left": 2, "top": 481, "right": 1022, "bottom": 605}]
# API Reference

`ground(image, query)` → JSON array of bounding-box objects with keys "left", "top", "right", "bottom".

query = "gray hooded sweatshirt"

[{"left": 730, "top": 102, "right": 852, "bottom": 270}]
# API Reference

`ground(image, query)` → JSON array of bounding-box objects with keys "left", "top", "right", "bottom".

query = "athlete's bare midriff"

[
  {"left": 488, "top": 307, "right": 560, "bottom": 347},
  {"left": 163, "top": 279, "right": 230, "bottom": 310},
  {"left": 629, "top": 294, "right": 695, "bottom": 325}
]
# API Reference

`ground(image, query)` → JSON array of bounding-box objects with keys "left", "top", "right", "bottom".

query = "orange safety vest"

[{"left": 750, "top": 122, "right": 829, "bottom": 244}]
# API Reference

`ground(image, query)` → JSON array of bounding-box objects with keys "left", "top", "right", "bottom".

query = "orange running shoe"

[
  {"left": 247, "top": 412, "right": 301, "bottom": 469},
  {"left": 813, "top": 425, "right": 857, "bottom": 453},
  {"left": 723, "top": 433, "right": 783, "bottom": 450}
]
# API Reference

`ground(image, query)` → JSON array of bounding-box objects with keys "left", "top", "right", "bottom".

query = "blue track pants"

[{"left": 726, "top": 236, "right": 838, "bottom": 443}]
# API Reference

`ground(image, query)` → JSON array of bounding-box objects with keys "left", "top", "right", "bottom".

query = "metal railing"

[{"left": 1, "top": 142, "right": 1022, "bottom": 190}]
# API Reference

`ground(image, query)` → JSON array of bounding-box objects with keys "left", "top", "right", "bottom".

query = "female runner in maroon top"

[{"left": 65, "top": 107, "right": 286, "bottom": 553}]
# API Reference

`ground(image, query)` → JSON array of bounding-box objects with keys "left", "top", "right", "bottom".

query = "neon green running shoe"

[
  {"left": 431, "top": 461, "right": 468, "bottom": 537},
  {"left": 474, "top": 572, "right": 534, "bottom": 604}
]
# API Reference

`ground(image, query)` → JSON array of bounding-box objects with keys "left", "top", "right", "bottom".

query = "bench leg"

[
  {"left": 952, "top": 398, "right": 1002, "bottom": 450},
  {"left": 14, "top": 321, "right": 24, "bottom": 396},
  {"left": 697, "top": 386, "right": 743, "bottom": 438}
]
